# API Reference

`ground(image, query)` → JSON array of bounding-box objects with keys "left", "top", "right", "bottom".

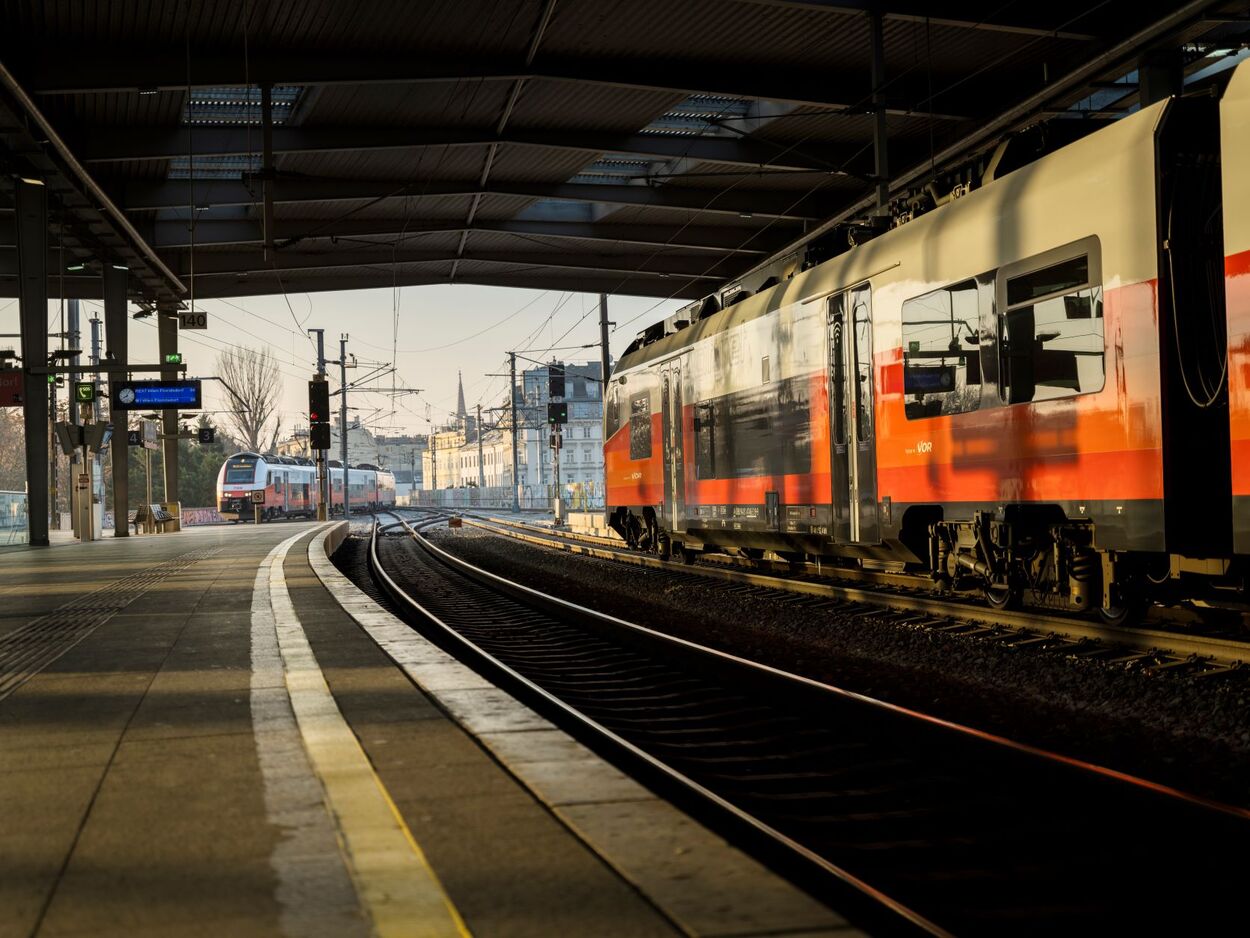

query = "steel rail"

[
  {"left": 369, "top": 511, "right": 949, "bottom": 937},
  {"left": 369, "top": 509, "right": 1250, "bottom": 936}
]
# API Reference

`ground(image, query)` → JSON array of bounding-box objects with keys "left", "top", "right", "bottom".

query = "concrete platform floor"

[{"left": 0, "top": 522, "right": 854, "bottom": 937}]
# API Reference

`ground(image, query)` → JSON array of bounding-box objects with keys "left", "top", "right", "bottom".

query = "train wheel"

[
  {"left": 984, "top": 582, "right": 1022, "bottom": 611},
  {"left": 673, "top": 541, "right": 697, "bottom": 564}
]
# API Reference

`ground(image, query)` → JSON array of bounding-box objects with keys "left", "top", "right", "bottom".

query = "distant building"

[
  {"left": 521, "top": 361, "right": 605, "bottom": 488},
  {"left": 376, "top": 433, "right": 428, "bottom": 494},
  {"left": 418, "top": 360, "right": 605, "bottom": 496},
  {"left": 276, "top": 423, "right": 380, "bottom": 466}
]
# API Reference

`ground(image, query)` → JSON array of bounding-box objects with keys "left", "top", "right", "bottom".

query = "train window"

[
  {"left": 1000, "top": 243, "right": 1104, "bottom": 404},
  {"left": 692, "top": 378, "right": 812, "bottom": 480},
  {"left": 694, "top": 402, "right": 716, "bottom": 479},
  {"left": 629, "top": 393, "right": 651, "bottom": 460},
  {"left": 761, "top": 356, "right": 771, "bottom": 384},
  {"left": 224, "top": 458, "right": 256, "bottom": 484},
  {"left": 852, "top": 287, "right": 874, "bottom": 443},
  {"left": 606, "top": 385, "right": 619, "bottom": 431},
  {"left": 902, "top": 280, "right": 982, "bottom": 420},
  {"left": 830, "top": 296, "right": 847, "bottom": 446}
]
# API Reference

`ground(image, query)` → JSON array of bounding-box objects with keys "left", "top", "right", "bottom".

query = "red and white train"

[
  {"left": 606, "top": 59, "right": 1250, "bottom": 624},
  {"left": 216, "top": 452, "right": 396, "bottom": 520}
]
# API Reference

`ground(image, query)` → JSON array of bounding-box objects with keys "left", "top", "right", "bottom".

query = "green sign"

[
  {"left": 164, "top": 352, "right": 184, "bottom": 365},
  {"left": 74, "top": 381, "right": 96, "bottom": 403}
]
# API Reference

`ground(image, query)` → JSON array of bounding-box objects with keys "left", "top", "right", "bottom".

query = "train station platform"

[{"left": 0, "top": 522, "right": 850, "bottom": 937}]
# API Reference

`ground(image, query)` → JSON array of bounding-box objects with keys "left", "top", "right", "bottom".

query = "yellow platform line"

[{"left": 267, "top": 529, "right": 470, "bottom": 938}]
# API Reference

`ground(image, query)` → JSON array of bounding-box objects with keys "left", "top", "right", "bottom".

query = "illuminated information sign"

[{"left": 110, "top": 380, "right": 202, "bottom": 411}]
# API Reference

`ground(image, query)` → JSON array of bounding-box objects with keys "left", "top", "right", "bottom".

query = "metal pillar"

[
  {"left": 66, "top": 300, "right": 82, "bottom": 537},
  {"left": 309, "top": 327, "right": 329, "bottom": 520},
  {"left": 49, "top": 376, "right": 58, "bottom": 529},
  {"left": 103, "top": 264, "right": 129, "bottom": 535},
  {"left": 598, "top": 294, "right": 613, "bottom": 393},
  {"left": 339, "top": 334, "right": 350, "bottom": 518},
  {"left": 67, "top": 299, "right": 81, "bottom": 427},
  {"left": 509, "top": 352, "right": 520, "bottom": 511},
  {"left": 598, "top": 294, "right": 612, "bottom": 523},
  {"left": 158, "top": 310, "right": 180, "bottom": 521},
  {"left": 476, "top": 403, "right": 485, "bottom": 488},
  {"left": 16, "top": 178, "right": 49, "bottom": 546},
  {"left": 869, "top": 10, "right": 890, "bottom": 213}
]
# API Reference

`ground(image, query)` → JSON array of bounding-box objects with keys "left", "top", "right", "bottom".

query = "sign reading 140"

[{"left": 178, "top": 311, "right": 208, "bottom": 330}]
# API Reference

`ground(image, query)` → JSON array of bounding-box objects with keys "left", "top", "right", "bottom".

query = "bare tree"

[{"left": 217, "top": 346, "right": 283, "bottom": 453}]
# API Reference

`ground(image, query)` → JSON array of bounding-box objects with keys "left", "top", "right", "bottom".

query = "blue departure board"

[{"left": 110, "top": 380, "right": 203, "bottom": 410}]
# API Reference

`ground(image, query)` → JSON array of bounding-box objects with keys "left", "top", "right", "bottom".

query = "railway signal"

[
  {"left": 548, "top": 363, "right": 565, "bottom": 398},
  {"left": 308, "top": 378, "right": 330, "bottom": 424},
  {"left": 547, "top": 401, "right": 567, "bottom": 425}
]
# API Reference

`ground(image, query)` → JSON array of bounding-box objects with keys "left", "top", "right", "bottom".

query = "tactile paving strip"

[{"left": 0, "top": 547, "right": 222, "bottom": 700}]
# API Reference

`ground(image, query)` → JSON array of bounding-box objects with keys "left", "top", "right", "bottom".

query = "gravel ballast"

[{"left": 419, "top": 525, "right": 1250, "bottom": 806}]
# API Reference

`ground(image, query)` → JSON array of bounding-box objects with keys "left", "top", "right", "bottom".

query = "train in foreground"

[
  {"left": 216, "top": 452, "right": 396, "bottom": 520},
  {"left": 606, "top": 59, "right": 1250, "bottom": 625}
]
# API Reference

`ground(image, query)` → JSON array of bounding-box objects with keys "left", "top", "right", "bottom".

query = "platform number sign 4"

[{"left": 178, "top": 311, "right": 209, "bottom": 330}]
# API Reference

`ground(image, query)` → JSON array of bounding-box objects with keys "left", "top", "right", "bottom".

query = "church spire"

[{"left": 456, "top": 370, "right": 467, "bottom": 426}]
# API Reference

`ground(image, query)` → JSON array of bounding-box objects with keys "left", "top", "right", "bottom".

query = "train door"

[
  {"left": 828, "top": 285, "right": 880, "bottom": 544},
  {"left": 660, "top": 358, "right": 686, "bottom": 532}
]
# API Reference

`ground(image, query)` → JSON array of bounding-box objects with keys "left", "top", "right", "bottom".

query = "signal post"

[{"left": 308, "top": 329, "right": 331, "bottom": 520}]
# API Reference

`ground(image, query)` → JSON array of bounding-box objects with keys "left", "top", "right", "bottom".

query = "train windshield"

[{"left": 224, "top": 457, "right": 259, "bottom": 484}]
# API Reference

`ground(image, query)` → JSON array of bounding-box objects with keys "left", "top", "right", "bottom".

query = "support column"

[
  {"left": 869, "top": 10, "right": 890, "bottom": 214},
  {"left": 103, "top": 264, "right": 129, "bottom": 535},
  {"left": 158, "top": 308, "right": 180, "bottom": 524},
  {"left": 599, "top": 294, "right": 612, "bottom": 522},
  {"left": 509, "top": 352, "right": 520, "bottom": 512},
  {"left": 16, "top": 178, "right": 49, "bottom": 546},
  {"left": 339, "top": 334, "right": 350, "bottom": 518}
]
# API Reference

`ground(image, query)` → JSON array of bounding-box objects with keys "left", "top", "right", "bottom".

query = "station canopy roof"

[{"left": 1, "top": 0, "right": 1249, "bottom": 307}]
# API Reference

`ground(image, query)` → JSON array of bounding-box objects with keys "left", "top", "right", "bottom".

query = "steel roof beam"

[
  {"left": 78, "top": 125, "right": 846, "bottom": 171},
  {"left": 23, "top": 52, "right": 965, "bottom": 117},
  {"left": 731, "top": 1, "right": 1101, "bottom": 39},
  {"left": 112, "top": 177, "right": 834, "bottom": 220},
  {"left": 162, "top": 247, "right": 734, "bottom": 281},
  {"left": 185, "top": 270, "right": 709, "bottom": 302},
  {"left": 147, "top": 217, "right": 781, "bottom": 253}
]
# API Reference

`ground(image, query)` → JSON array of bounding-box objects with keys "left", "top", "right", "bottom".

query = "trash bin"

[{"left": 160, "top": 501, "right": 182, "bottom": 532}]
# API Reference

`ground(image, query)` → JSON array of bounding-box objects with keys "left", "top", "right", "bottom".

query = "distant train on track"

[
  {"left": 216, "top": 452, "right": 396, "bottom": 520},
  {"left": 606, "top": 60, "right": 1250, "bottom": 625}
]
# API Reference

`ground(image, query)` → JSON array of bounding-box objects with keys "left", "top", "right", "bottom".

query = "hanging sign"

[{"left": 110, "top": 379, "right": 202, "bottom": 410}]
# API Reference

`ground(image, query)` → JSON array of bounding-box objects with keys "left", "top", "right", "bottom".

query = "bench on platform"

[{"left": 131, "top": 504, "right": 174, "bottom": 534}]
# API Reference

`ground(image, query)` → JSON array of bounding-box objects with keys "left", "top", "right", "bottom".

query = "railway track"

[
  {"left": 368, "top": 510, "right": 1250, "bottom": 937},
  {"left": 453, "top": 511, "right": 1250, "bottom": 674}
]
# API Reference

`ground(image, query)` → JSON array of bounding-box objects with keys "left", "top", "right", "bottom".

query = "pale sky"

[{"left": 1, "top": 286, "right": 683, "bottom": 442}]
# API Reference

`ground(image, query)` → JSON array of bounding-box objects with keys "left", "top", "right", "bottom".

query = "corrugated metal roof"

[{"left": 0, "top": 0, "right": 1240, "bottom": 306}]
